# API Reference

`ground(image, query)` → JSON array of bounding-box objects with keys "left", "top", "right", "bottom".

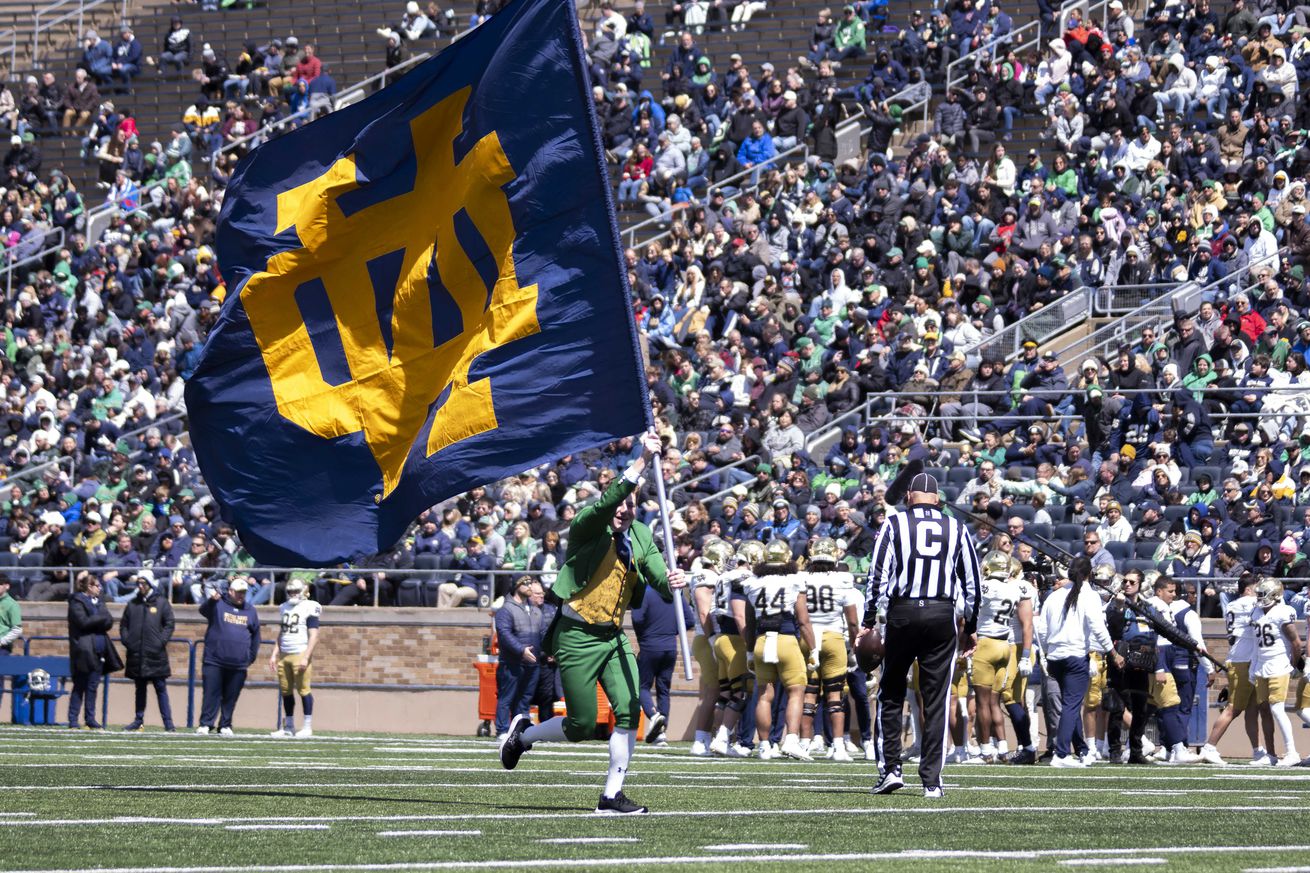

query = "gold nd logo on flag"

[{"left": 240, "top": 87, "right": 541, "bottom": 499}]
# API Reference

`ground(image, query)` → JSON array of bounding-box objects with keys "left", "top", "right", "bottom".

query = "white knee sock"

[
  {"left": 604, "top": 727, "right": 634, "bottom": 798},
  {"left": 522, "top": 716, "right": 567, "bottom": 745},
  {"left": 1271, "top": 705, "right": 1298, "bottom": 758}
]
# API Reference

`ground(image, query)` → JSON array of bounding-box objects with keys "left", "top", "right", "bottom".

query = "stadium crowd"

[{"left": 0, "top": 0, "right": 1304, "bottom": 618}]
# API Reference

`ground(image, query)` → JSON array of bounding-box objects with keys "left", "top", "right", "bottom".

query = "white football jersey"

[
  {"left": 278, "top": 598, "right": 321, "bottom": 655},
  {"left": 689, "top": 566, "right": 719, "bottom": 635},
  {"left": 1009, "top": 577, "right": 1036, "bottom": 643},
  {"left": 1251, "top": 602, "right": 1296, "bottom": 679},
  {"left": 742, "top": 573, "right": 803, "bottom": 620},
  {"left": 1224, "top": 595, "right": 1258, "bottom": 664},
  {"left": 714, "top": 568, "right": 751, "bottom": 620},
  {"left": 977, "top": 575, "right": 1022, "bottom": 640},
  {"left": 800, "top": 571, "right": 860, "bottom": 633}
]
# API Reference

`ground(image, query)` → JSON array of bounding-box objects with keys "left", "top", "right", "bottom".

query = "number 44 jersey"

[{"left": 278, "top": 599, "right": 322, "bottom": 655}]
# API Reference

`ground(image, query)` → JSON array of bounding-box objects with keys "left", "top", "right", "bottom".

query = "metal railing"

[
  {"left": 1049, "top": 247, "right": 1286, "bottom": 367},
  {"left": 1059, "top": 0, "right": 1114, "bottom": 33},
  {"left": 962, "top": 285, "right": 1095, "bottom": 363},
  {"left": 0, "top": 226, "right": 65, "bottom": 298},
  {"left": 32, "top": 0, "right": 128, "bottom": 69},
  {"left": 946, "top": 19, "right": 1041, "bottom": 94},
  {"left": 668, "top": 453, "right": 759, "bottom": 496},
  {"left": 1093, "top": 282, "right": 1173, "bottom": 315},
  {"left": 625, "top": 106, "right": 867, "bottom": 249},
  {"left": 333, "top": 51, "right": 431, "bottom": 111},
  {"left": 209, "top": 106, "right": 312, "bottom": 171},
  {"left": 0, "top": 455, "right": 75, "bottom": 491}
]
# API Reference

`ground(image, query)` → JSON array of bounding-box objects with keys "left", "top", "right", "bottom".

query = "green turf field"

[{"left": 0, "top": 727, "right": 1308, "bottom": 873}]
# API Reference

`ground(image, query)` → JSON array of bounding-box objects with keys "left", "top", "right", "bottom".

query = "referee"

[{"left": 863, "top": 472, "right": 980, "bottom": 798}]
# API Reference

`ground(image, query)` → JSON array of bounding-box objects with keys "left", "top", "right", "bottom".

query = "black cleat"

[
  {"left": 1126, "top": 751, "right": 1152, "bottom": 765},
  {"left": 645, "top": 712, "right": 667, "bottom": 744},
  {"left": 1037, "top": 749, "right": 1055, "bottom": 763},
  {"left": 872, "top": 769, "right": 904, "bottom": 795},
  {"left": 499, "top": 714, "right": 532, "bottom": 771},
  {"left": 595, "top": 791, "right": 648, "bottom": 814},
  {"left": 1007, "top": 748, "right": 1037, "bottom": 765}
]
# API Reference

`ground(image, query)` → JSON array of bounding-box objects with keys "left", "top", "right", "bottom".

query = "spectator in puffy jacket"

[
  {"left": 493, "top": 576, "right": 542, "bottom": 738},
  {"left": 736, "top": 119, "right": 776, "bottom": 183},
  {"left": 120, "top": 573, "right": 175, "bottom": 731},
  {"left": 197, "top": 577, "right": 261, "bottom": 734},
  {"left": 67, "top": 573, "right": 121, "bottom": 728}
]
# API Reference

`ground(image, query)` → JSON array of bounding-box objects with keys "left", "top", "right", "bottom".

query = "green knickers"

[{"left": 550, "top": 615, "right": 641, "bottom": 742}]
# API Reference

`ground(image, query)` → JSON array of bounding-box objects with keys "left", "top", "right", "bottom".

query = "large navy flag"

[{"left": 185, "top": 0, "right": 650, "bottom": 565}]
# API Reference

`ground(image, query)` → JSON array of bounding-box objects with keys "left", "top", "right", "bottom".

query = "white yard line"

[
  {"left": 702, "top": 843, "right": 807, "bottom": 851},
  {"left": 1060, "top": 860, "right": 1165, "bottom": 867},
  {"left": 3, "top": 845, "right": 1310, "bottom": 873},
  {"left": 376, "top": 831, "right": 482, "bottom": 837},
  {"left": 0, "top": 807, "right": 1298, "bottom": 828},
  {"left": 536, "top": 837, "right": 640, "bottom": 845},
  {"left": 223, "top": 824, "right": 330, "bottom": 831}
]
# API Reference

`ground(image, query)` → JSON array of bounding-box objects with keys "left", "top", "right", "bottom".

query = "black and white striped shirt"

[{"left": 865, "top": 505, "right": 981, "bottom": 632}]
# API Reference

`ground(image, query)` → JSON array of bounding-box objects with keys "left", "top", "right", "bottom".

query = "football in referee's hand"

[{"left": 855, "top": 626, "right": 885, "bottom": 673}]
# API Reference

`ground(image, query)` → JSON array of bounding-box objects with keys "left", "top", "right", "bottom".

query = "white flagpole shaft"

[{"left": 651, "top": 449, "right": 695, "bottom": 680}]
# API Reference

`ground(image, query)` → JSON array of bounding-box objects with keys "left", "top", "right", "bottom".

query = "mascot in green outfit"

[{"left": 500, "top": 431, "right": 686, "bottom": 814}]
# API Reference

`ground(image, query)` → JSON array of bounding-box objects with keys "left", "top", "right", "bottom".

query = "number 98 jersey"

[
  {"left": 278, "top": 599, "right": 322, "bottom": 655},
  {"left": 977, "top": 576, "right": 1021, "bottom": 640},
  {"left": 801, "top": 571, "right": 860, "bottom": 633}
]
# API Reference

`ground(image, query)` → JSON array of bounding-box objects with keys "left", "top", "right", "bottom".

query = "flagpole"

[{"left": 651, "top": 448, "right": 695, "bottom": 681}]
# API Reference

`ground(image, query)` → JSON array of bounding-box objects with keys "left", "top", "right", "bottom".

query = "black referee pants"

[{"left": 874, "top": 600, "right": 957, "bottom": 789}]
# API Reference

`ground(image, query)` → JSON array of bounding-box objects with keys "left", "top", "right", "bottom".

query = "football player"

[
  {"left": 972, "top": 551, "right": 1028, "bottom": 763},
  {"left": 1082, "top": 564, "right": 1118, "bottom": 762},
  {"left": 1249, "top": 579, "right": 1303, "bottom": 767},
  {"left": 1000, "top": 555, "right": 1037, "bottom": 764},
  {"left": 689, "top": 539, "right": 733, "bottom": 756},
  {"left": 742, "top": 539, "right": 816, "bottom": 761},
  {"left": 709, "top": 540, "right": 761, "bottom": 757},
  {"left": 796, "top": 538, "right": 861, "bottom": 762},
  {"left": 1199, "top": 574, "right": 1261, "bottom": 765},
  {"left": 269, "top": 578, "right": 321, "bottom": 738}
]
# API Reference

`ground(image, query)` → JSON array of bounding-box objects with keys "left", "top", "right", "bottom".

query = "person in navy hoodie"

[{"left": 197, "top": 576, "right": 260, "bottom": 735}]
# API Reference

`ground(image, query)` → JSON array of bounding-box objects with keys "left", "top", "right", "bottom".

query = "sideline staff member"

[{"left": 864, "top": 472, "right": 981, "bottom": 798}]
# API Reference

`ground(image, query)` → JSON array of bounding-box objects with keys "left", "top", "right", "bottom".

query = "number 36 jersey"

[
  {"left": 799, "top": 571, "right": 860, "bottom": 633},
  {"left": 278, "top": 599, "right": 322, "bottom": 655}
]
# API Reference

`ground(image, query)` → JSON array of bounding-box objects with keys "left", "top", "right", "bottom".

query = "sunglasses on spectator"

[{"left": 1085, "top": 538, "right": 1099, "bottom": 544}]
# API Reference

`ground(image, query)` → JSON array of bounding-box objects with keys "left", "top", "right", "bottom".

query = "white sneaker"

[
  {"left": 295, "top": 727, "right": 313, "bottom": 739},
  {"left": 865, "top": 743, "right": 877, "bottom": 761},
  {"left": 1249, "top": 749, "right": 1276, "bottom": 767},
  {"left": 832, "top": 741, "right": 853, "bottom": 762},
  {"left": 195, "top": 726, "right": 210, "bottom": 735},
  {"left": 758, "top": 741, "right": 779, "bottom": 760},
  {"left": 709, "top": 737, "right": 729, "bottom": 757},
  {"left": 1141, "top": 738, "right": 1157, "bottom": 757},
  {"left": 1198, "top": 744, "right": 1226, "bottom": 765},
  {"left": 1170, "top": 744, "right": 1200, "bottom": 764},
  {"left": 901, "top": 743, "right": 921, "bottom": 762},
  {"left": 1150, "top": 746, "right": 1168, "bottom": 761},
  {"left": 1276, "top": 752, "right": 1302, "bottom": 767},
  {"left": 270, "top": 729, "right": 293, "bottom": 738},
  {"left": 780, "top": 736, "right": 813, "bottom": 761},
  {"left": 1051, "top": 755, "right": 1087, "bottom": 768},
  {"left": 496, "top": 732, "right": 508, "bottom": 743},
  {"left": 690, "top": 740, "right": 710, "bottom": 757},
  {"left": 727, "top": 743, "right": 753, "bottom": 758},
  {"left": 1079, "top": 751, "right": 1097, "bottom": 766},
  {"left": 846, "top": 739, "right": 864, "bottom": 756},
  {"left": 218, "top": 727, "right": 235, "bottom": 736}
]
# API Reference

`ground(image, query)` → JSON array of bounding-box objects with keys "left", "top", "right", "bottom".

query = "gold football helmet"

[{"left": 701, "top": 538, "right": 735, "bottom": 573}]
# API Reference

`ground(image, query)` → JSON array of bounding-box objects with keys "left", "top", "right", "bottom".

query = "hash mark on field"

[
  {"left": 668, "top": 774, "right": 739, "bottom": 781},
  {"left": 1060, "top": 861, "right": 1165, "bottom": 867},
  {"left": 224, "top": 824, "right": 329, "bottom": 831},
  {"left": 703, "top": 844, "right": 807, "bottom": 852},
  {"left": 376, "top": 830, "right": 482, "bottom": 837},
  {"left": 536, "top": 838, "right": 640, "bottom": 845}
]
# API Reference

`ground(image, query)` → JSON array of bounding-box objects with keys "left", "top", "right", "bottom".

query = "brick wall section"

[
  {"left": 12, "top": 605, "right": 708, "bottom": 693},
  {"left": 13, "top": 603, "right": 1232, "bottom": 692}
]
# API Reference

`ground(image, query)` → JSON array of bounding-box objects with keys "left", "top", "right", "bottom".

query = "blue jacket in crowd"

[{"left": 631, "top": 586, "right": 693, "bottom": 653}]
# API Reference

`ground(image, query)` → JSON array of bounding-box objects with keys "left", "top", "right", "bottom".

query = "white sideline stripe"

[
  {"left": 0, "top": 813, "right": 35, "bottom": 817},
  {"left": 224, "top": 824, "right": 329, "bottom": 832},
  {"left": 376, "top": 830, "right": 482, "bottom": 837},
  {"left": 702, "top": 844, "right": 807, "bottom": 851},
  {"left": 0, "top": 807, "right": 1298, "bottom": 828},
  {"left": 3, "top": 844, "right": 1309, "bottom": 873},
  {"left": 536, "top": 838, "right": 640, "bottom": 845},
  {"left": 1060, "top": 860, "right": 1165, "bottom": 867}
]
